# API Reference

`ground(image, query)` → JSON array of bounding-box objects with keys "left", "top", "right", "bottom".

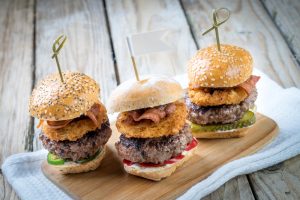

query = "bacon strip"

[
  {"left": 42, "top": 103, "right": 101, "bottom": 130},
  {"left": 127, "top": 103, "right": 176, "bottom": 124},
  {"left": 46, "top": 119, "right": 73, "bottom": 129},
  {"left": 238, "top": 75, "right": 260, "bottom": 95},
  {"left": 86, "top": 104, "right": 101, "bottom": 127},
  {"left": 36, "top": 120, "right": 44, "bottom": 128}
]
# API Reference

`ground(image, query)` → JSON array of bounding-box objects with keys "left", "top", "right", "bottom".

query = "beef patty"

[
  {"left": 186, "top": 88, "right": 257, "bottom": 125},
  {"left": 40, "top": 121, "right": 112, "bottom": 161},
  {"left": 115, "top": 123, "right": 193, "bottom": 164}
]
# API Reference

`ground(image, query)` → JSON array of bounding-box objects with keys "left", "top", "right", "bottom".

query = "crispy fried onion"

[
  {"left": 38, "top": 103, "right": 102, "bottom": 130},
  {"left": 116, "top": 101, "right": 187, "bottom": 138},
  {"left": 126, "top": 103, "right": 176, "bottom": 124},
  {"left": 41, "top": 103, "right": 108, "bottom": 141},
  {"left": 188, "top": 87, "right": 248, "bottom": 106},
  {"left": 238, "top": 75, "right": 260, "bottom": 95},
  {"left": 188, "top": 75, "right": 260, "bottom": 106}
]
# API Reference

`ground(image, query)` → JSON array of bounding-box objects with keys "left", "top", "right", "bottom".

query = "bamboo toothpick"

[
  {"left": 126, "top": 36, "right": 140, "bottom": 81},
  {"left": 52, "top": 34, "right": 67, "bottom": 83},
  {"left": 202, "top": 8, "right": 230, "bottom": 51}
]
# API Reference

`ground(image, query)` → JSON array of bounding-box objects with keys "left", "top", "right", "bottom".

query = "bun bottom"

[
  {"left": 47, "top": 146, "right": 106, "bottom": 174},
  {"left": 192, "top": 127, "right": 250, "bottom": 139},
  {"left": 123, "top": 144, "right": 198, "bottom": 181}
]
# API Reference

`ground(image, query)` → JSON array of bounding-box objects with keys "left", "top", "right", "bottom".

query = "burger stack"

[
  {"left": 185, "top": 44, "right": 260, "bottom": 138},
  {"left": 108, "top": 76, "right": 198, "bottom": 181},
  {"left": 29, "top": 72, "right": 112, "bottom": 174}
]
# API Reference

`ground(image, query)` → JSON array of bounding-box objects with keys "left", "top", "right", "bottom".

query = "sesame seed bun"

[
  {"left": 108, "top": 76, "right": 184, "bottom": 113},
  {"left": 29, "top": 72, "right": 100, "bottom": 121},
  {"left": 188, "top": 44, "right": 253, "bottom": 88}
]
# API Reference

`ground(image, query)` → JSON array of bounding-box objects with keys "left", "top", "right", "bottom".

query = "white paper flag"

[{"left": 129, "top": 29, "right": 174, "bottom": 56}]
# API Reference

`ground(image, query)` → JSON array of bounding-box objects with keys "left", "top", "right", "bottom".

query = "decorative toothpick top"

[
  {"left": 202, "top": 8, "right": 230, "bottom": 51},
  {"left": 126, "top": 36, "right": 140, "bottom": 81},
  {"left": 52, "top": 34, "right": 67, "bottom": 83}
]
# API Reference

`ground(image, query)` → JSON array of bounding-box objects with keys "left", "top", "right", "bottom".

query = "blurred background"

[{"left": 0, "top": 0, "right": 300, "bottom": 199}]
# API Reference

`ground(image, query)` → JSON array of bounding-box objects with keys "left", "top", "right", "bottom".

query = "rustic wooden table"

[{"left": 0, "top": 0, "right": 299, "bottom": 199}]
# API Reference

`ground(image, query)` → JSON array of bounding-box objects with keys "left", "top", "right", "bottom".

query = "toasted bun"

[
  {"left": 192, "top": 127, "right": 250, "bottom": 139},
  {"left": 108, "top": 76, "right": 183, "bottom": 113},
  {"left": 29, "top": 72, "right": 100, "bottom": 121},
  {"left": 188, "top": 44, "right": 253, "bottom": 88},
  {"left": 123, "top": 144, "right": 197, "bottom": 181},
  {"left": 48, "top": 146, "right": 106, "bottom": 174}
]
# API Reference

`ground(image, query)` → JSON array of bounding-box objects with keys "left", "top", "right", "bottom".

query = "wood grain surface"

[
  {"left": 181, "top": 0, "right": 300, "bottom": 88},
  {"left": 249, "top": 155, "right": 300, "bottom": 199},
  {"left": 0, "top": 0, "right": 34, "bottom": 199},
  {"left": 202, "top": 176, "right": 255, "bottom": 200},
  {"left": 262, "top": 0, "right": 300, "bottom": 65},
  {"left": 105, "top": 0, "right": 197, "bottom": 83},
  {"left": 42, "top": 113, "right": 278, "bottom": 200}
]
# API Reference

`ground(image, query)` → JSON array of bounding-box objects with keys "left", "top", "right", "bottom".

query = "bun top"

[
  {"left": 188, "top": 44, "right": 253, "bottom": 88},
  {"left": 29, "top": 72, "right": 100, "bottom": 121},
  {"left": 108, "top": 76, "right": 183, "bottom": 113}
]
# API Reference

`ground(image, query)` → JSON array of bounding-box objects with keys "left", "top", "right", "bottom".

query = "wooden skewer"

[
  {"left": 126, "top": 36, "right": 140, "bottom": 81},
  {"left": 202, "top": 8, "right": 230, "bottom": 52},
  {"left": 52, "top": 34, "right": 67, "bottom": 83}
]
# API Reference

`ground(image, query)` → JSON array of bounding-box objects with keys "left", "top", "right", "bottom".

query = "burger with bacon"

[
  {"left": 108, "top": 76, "right": 198, "bottom": 181},
  {"left": 186, "top": 44, "right": 260, "bottom": 138},
  {"left": 29, "top": 72, "right": 112, "bottom": 174}
]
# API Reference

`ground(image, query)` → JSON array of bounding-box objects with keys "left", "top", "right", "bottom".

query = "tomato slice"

[{"left": 185, "top": 138, "right": 198, "bottom": 151}]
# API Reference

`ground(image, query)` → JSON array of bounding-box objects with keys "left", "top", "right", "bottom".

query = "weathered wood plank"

[
  {"left": 203, "top": 176, "right": 255, "bottom": 200},
  {"left": 34, "top": 0, "right": 117, "bottom": 150},
  {"left": 105, "top": 0, "right": 197, "bottom": 83},
  {"left": 106, "top": 0, "right": 254, "bottom": 198},
  {"left": 0, "top": 0, "right": 34, "bottom": 199},
  {"left": 181, "top": 0, "right": 300, "bottom": 88},
  {"left": 249, "top": 154, "right": 300, "bottom": 199},
  {"left": 261, "top": 0, "right": 300, "bottom": 65}
]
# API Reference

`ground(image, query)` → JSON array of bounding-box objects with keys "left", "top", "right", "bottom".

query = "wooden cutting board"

[{"left": 42, "top": 113, "right": 278, "bottom": 200}]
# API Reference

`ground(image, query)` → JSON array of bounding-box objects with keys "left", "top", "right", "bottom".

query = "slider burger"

[
  {"left": 108, "top": 76, "right": 198, "bottom": 181},
  {"left": 29, "top": 72, "right": 112, "bottom": 174},
  {"left": 186, "top": 44, "right": 260, "bottom": 138}
]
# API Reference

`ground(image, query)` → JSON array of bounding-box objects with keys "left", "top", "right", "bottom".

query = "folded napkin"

[{"left": 2, "top": 69, "right": 300, "bottom": 200}]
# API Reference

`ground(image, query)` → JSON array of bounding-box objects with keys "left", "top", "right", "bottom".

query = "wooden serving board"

[{"left": 42, "top": 113, "right": 278, "bottom": 200}]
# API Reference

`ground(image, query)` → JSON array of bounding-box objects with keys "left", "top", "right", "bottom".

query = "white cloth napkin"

[{"left": 2, "top": 69, "right": 300, "bottom": 200}]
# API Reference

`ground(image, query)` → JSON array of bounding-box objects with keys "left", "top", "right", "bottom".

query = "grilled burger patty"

[
  {"left": 40, "top": 121, "right": 112, "bottom": 161},
  {"left": 186, "top": 88, "right": 257, "bottom": 125},
  {"left": 115, "top": 123, "right": 193, "bottom": 164}
]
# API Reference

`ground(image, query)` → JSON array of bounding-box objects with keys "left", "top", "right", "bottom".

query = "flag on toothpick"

[
  {"left": 128, "top": 29, "right": 174, "bottom": 56},
  {"left": 126, "top": 29, "right": 175, "bottom": 81}
]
